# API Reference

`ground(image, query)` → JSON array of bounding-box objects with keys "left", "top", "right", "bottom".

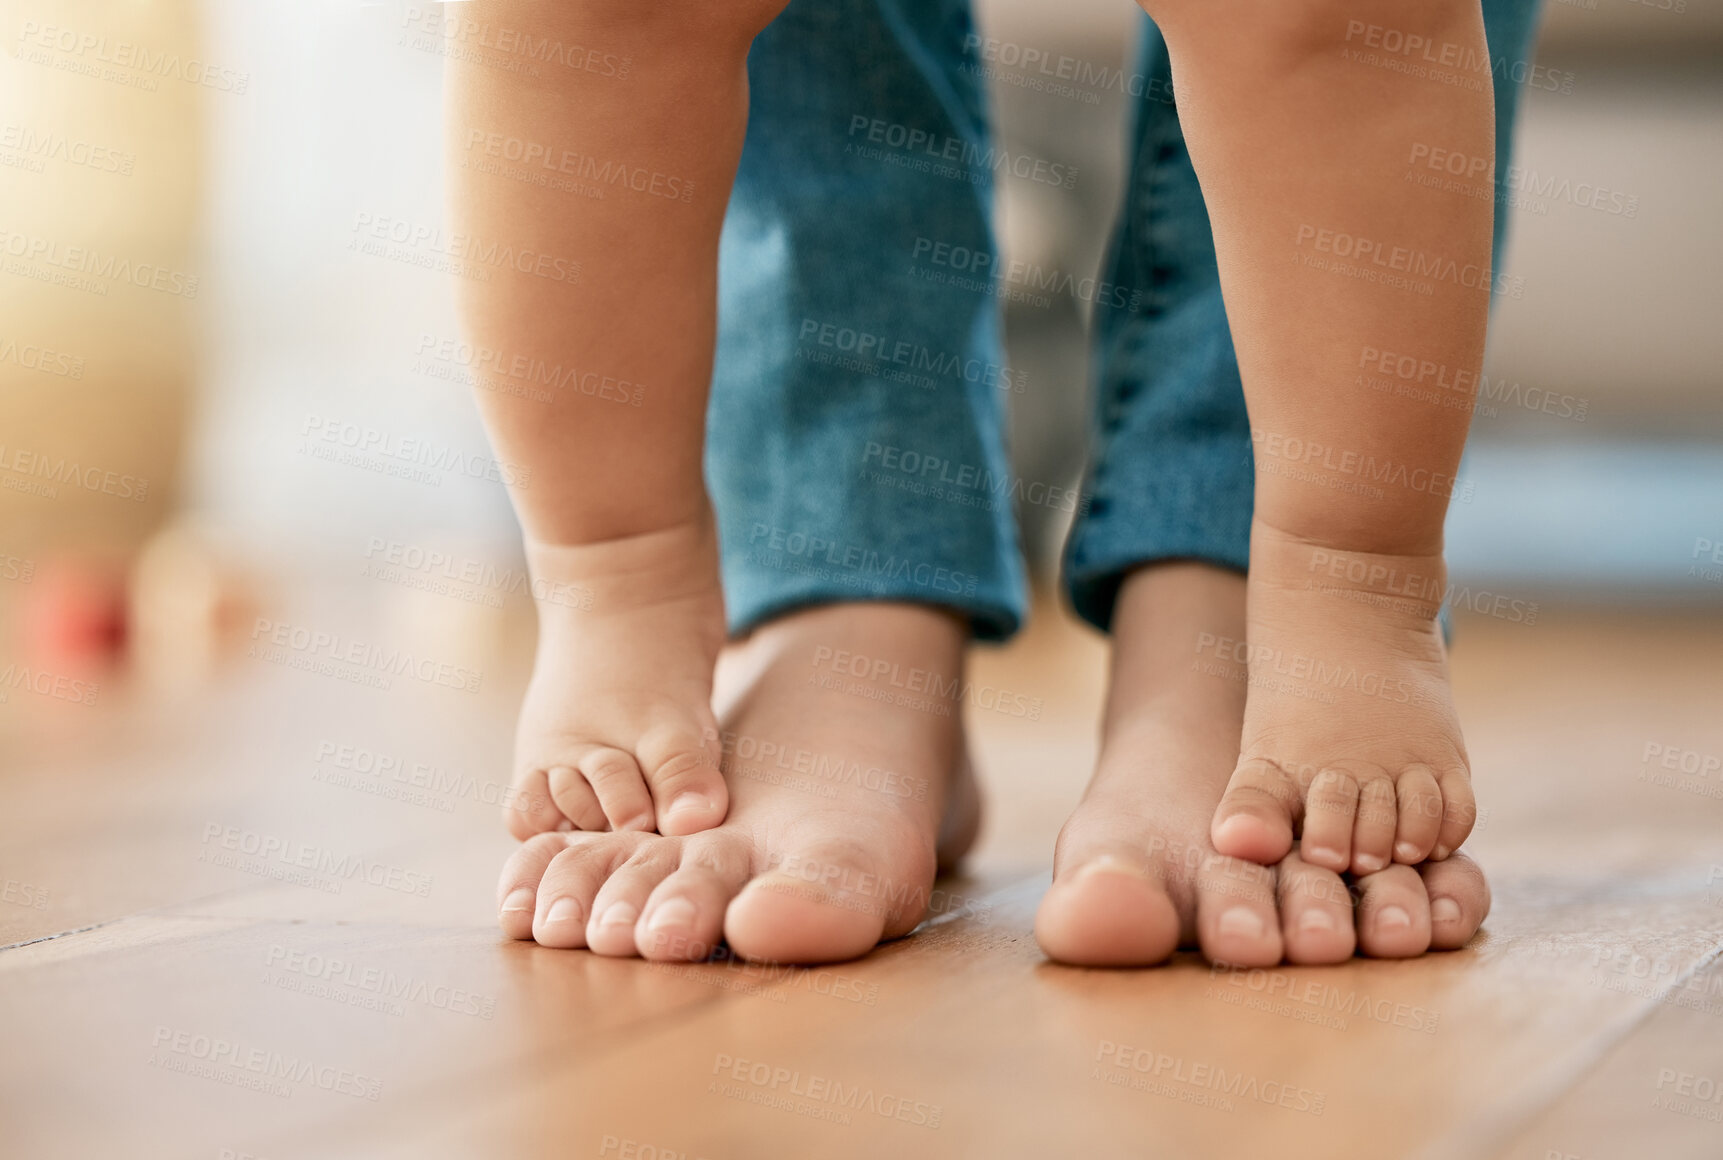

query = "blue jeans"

[{"left": 710, "top": 0, "right": 1544, "bottom": 640}]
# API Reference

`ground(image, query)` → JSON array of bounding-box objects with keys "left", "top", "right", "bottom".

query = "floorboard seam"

[{"left": 1420, "top": 934, "right": 1723, "bottom": 1160}]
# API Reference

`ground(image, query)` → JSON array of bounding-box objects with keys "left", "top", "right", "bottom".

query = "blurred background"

[{"left": 1, "top": 0, "right": 1719, "bottom": 720}]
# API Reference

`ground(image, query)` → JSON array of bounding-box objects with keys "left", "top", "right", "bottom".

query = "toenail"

[
  {"left": 1433, "top": 845, "right": 1451, "bottom": 860},
  {"left": 598, "top": 901, "right": 639, "bottom": 928},
  {"left": 1213, "top": 816, "right": 1257, "bottom": 844},
  {"left": 1305, "top": 845, "right": 1343, "bottom": 866},
  {"left": 1355, "top": 853, "right": 1385, "bottom": 873},
  {"left": 666, "top": 793, "right": 716, "bottom": 819},
  {"left": 1298, "top": 909, "right": 1337, "bottom": 933},
  {"left": 1430, "top": 897, "right": 1462, "bottom": 924},
  {"left": 1075, "top": 855, "right": 1148, "bottom": 881},
  {"left": 1395, "top": 841, "right": 1421, "bottom": 862},
  {"left": 556, "top": 819, "right": 573, "bottom": 833},
  {"left": 647, "top": 898, "right": 697, "bottom": 932},
  {"left": 1377, "top": 905, "right": 1412, "bottom": 930},
  {"left": 1218, "top": 908, "right": 1266, "bottom": 939},
  {"left": 545, "top": 897, "right": 583, "bottom": 926},
  {"left": 501, "top": 888, "right": 534, "bottom": 914}
]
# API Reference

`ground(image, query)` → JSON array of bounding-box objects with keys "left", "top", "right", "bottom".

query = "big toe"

[
  {"left": 1211, "top": 759, "right": 1298, "bottom": 865},
  {"left": 1036, "top": 855, "right": 1180, "bottom": 967},
  {"left": 640, "top": 725, "right": 729, "bottom": 837}
]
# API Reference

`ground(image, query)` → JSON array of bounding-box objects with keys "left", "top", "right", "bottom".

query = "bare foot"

[
  {"left": 496, "top": 602, "right": 975, "bottom": 964},
  {"left": 1209, "top": 521, "right": 1478, "bottom": 875},
  {"left": 1035, "top": 562, "right": 1489, "bottom": 967},
  {"left": 507, "top": 515, "right": 730, "bottom": 840}
]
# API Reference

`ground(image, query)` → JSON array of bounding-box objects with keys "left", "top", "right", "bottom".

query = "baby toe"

[
  {"left": 1211, "top": 757, "right": 1300, "bottom": 865},
  {"left": 1349, "top": 772, "right": 1398, "bottom": 874},
  {"left": 578, "top": 747, "right": 656, "bottom": 833},
  {"left": 1432, "top": 764, "right": 1477, "bottom": 860},
  {"left": 505, "top": 767, "right": 567, "bottom": 839},
  {"left": 1392, "top": 763, "right": 1443, "bottom": 863},
  {"left": 639, "top": 725, "right": 728, "bottom": 837},
  {"left": 1297, "top": 766, "right": 1362, "bottom": 873},
  {"left": 546, "top": 764, "right": 607, "bottom": 831}
]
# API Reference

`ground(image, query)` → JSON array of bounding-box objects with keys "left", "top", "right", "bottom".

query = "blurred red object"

[{"left": 18, "top": 556, "right": 128, "bottom": 671}]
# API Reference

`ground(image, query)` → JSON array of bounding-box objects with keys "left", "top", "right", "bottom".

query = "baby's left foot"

[{"left": 1210, "top": 521, "right": 1477, "bottom": 875}]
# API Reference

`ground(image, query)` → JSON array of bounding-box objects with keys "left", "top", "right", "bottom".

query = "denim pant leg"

[
  {"left": 707, "top": 0, "right": 1027, "bottom": 642},
  {"left": 1064, "top": 0, "right": 1547, "bottom": 633}
]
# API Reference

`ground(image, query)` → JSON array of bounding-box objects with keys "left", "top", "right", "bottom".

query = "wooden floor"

[{"left": 4, "top": 597, "right": 1723, "bottom": 1160}]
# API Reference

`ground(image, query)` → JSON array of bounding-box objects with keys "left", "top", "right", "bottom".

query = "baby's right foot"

[{"left": 507, "top": 516, "right": 729, "bottom": 839}]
